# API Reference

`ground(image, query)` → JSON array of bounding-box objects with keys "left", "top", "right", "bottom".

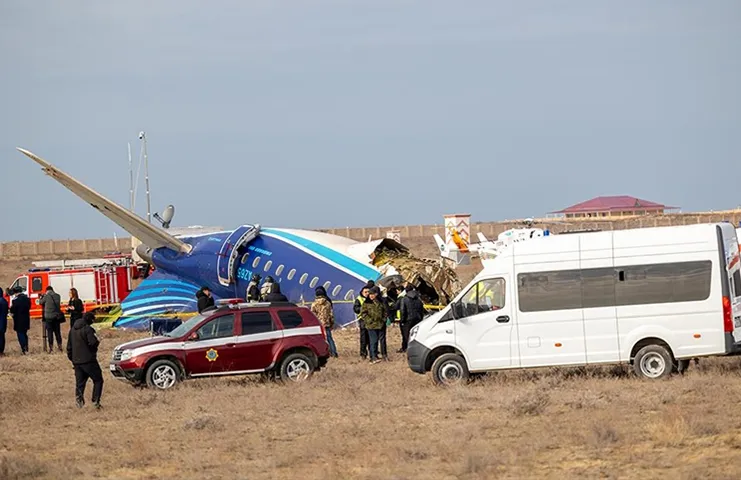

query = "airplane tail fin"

[
  {"left": 433, "top": 232, "right": 471, "bottom": 266},
  {"left": 17, "top": 148, "right": 191, "bottom": 254}
]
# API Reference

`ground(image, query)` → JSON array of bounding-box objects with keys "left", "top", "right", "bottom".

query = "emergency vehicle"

[
  {"left": 109, "top": 299, "right": 331, "bottom": 389},
  {"left": 3, "top": 254, "right": 138, "bottom": 318}
]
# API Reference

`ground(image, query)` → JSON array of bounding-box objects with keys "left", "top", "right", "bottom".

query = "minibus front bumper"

[{"left": 407, "top": 340, "right": 430, "bottom": 374}]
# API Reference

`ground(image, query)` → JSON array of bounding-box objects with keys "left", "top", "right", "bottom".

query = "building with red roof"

[{"left": 551, "top": 196, "right": 679, "bottom": 219}]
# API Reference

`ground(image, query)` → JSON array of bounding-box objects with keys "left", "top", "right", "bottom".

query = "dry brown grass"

[{"left": 1, "top": 324, "right": 741, "bottom": 479}]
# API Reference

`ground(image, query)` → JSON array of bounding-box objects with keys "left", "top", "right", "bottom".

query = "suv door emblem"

[{"left": 206, "top": 348, "right": 219, "bottom": 362}]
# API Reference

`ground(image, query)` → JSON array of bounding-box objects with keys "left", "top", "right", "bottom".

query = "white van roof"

[{"left": 475, "top": 223, "right": 728, "bottom": 279}]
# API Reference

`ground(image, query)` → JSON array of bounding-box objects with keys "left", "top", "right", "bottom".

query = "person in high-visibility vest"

[{"left": 353, "top": 285, "right": 371, "bottom": 359}]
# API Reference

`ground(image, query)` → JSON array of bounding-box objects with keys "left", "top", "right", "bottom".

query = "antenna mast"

[
  {"left": 140, "top": 131, "right": 152, "bottom": 223},
  {"left": 128, "top": 142, "right": 134, "bottom": 211}
]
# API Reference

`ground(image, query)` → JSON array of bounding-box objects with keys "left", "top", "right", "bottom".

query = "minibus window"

[{"left": 459, "top": 278, "right": 506, "bottom": 318}]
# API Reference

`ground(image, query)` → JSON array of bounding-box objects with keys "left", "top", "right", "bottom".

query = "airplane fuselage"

[{"left": 118, "top": 227, "right": 381, "bottom": 328}]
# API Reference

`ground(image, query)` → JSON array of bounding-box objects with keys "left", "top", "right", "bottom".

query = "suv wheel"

[
  {"left": 146, "top": 359, "right": 180, "bottom": 390},
  {"left": 431, "top": 353, "right": 469, "bottom": 386},
  {"left": 633, "top": 344, "right": 674, "bottom": 380},
  {"left": 279, "top": 353, "right": 315, "bottom": 383}
]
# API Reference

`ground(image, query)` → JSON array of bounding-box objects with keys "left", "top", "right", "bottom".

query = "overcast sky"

[{"left": 1, "top": 0, "right": 740, "bottom": 241}]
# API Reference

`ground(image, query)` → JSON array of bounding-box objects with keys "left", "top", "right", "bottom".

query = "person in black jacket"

[
  {"left": 196, "top": 286, "right": 215, "bottom": 313},
  {"left": 0, "top": 288, "right": 8, "bottom": 356},
  {"left": 67, "top": 288, "right": 84, "bottom": 324},
  {"left": 399, "top": 285, "right": 426, "bottom": 352},
  {"left": 246, "top": 274, "right": 261, "bottom": 302},
  {"left": 67, "top": 312, "right": 103, "bottom": 409},
  {"left": 265, "top": 282, "right": 288, "bottom": 302},
  {"left": 9, "top": 288, "right": 31, "bottom": 354}
]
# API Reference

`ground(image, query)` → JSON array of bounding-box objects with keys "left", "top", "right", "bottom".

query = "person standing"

[
  {"left": 399, "top": 284, "right": 426, "bottom": 352},
  {"left": 260, "top": 276, "right": 275, "bottom": 301},
  {"left": 353, "top": 285, "right": 371, "bottom": 359},
  {"left": 311, "top": 286, "right": 338, "bottom": 357},
  {"left": 67, "top": 312, "right": 103, "bottom": 409},
  {"left": 395, "top": 285, "right": 408, "bottom": 353},
  {"left": 10, "top": 288, "right": 31, "bottom": 354},
  {"left": 246, "top": 274, "right": 261, "bottom": 302},
  {"left": 361, "top": 287, "right": 386, "bottom": 364},
  {"left": 196, "top": 286, "right": 215, "bottom": 313},
  {"left": 0, "top": 288, "right": 8, "bottom": 356},
  {"left": 39, "top": 286, "right": 64, "bottom": 353},
  {"left": 67, "top": 288, "right": 84, "bottom": 324},
  {"left": 265, "top": 282, "right": 288, "bottom": 302}
]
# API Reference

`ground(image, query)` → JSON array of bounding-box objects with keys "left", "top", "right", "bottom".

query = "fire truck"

[{"left": 3, "top": 254, "right": 139, "bottom": 318}]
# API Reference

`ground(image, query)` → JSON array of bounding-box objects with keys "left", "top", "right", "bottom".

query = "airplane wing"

[{"left": 17, "top": 148, "right": 192, "bottom": 254}]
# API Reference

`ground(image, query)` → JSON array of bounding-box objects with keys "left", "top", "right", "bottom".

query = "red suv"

[{"left": 109, "top": 300, "right": 330, "bottom": 390}]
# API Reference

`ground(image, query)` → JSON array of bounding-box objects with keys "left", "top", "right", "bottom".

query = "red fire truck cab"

[{"left": 4, "top": 254, "right": 137, "bottom": 318}]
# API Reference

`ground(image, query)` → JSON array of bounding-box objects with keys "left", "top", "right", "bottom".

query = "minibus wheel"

[
  {"left": 431, "top": 353, "right": 469, "bottom": 386},
  {"left": 633, "top": 345, "right": 674, "bottom": 380}
]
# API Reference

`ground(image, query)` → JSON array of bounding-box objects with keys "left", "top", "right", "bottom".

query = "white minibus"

[{"left": 408, "top": 223, "right": 741, "bottom": 385}]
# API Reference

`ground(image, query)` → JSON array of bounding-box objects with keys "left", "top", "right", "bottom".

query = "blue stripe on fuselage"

[{"left": 261, "top": 228, "right": 380, "bottom": 281}]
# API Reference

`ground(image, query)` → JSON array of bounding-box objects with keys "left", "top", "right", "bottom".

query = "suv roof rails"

[{"left": 215, "top": 298, "right": 298, "bottom": 309}]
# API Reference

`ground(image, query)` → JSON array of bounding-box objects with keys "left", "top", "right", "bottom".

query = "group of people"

[
  {"left": 192, "top": 276, "right": 426, "bottom": 363},
  {"left": 354, "top": 280, "right": 426, "bottom": 364},
  {"left": 0, "top": 286, "right": 104, "bottom": 409},
  {"left": 195, "top": 276, "right": 291, "bottom": 315}
]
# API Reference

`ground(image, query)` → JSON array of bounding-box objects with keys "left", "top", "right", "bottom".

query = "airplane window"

[
  {"left": 332, "top": 285, "right": 342, "bottom": 297},
  {"left": 287, "top": 269, "right": 296, "bottom": 280},
  {"left": 299, "top": 273, "right": 308, "bottom": 285},
  {"left": 264, "top": 260, "right": 273, "bottom": 272},
  {"left": 276, "top": 265, "right": 285, "bottom": 276},
  {"left": 345, "top": 289, "right": 355, "bottom": 301},
  {"left": 309, "top": 277, "right": 319, "bottom": 288},
  {"left": 252, "top": 256, "right": 261, "bottom": 269},
  {"left": 323, "top": 281, "right": 332, "bottom": 292},
  {"left": 241, "top": 253, "right": 250, "bottom": 265}
]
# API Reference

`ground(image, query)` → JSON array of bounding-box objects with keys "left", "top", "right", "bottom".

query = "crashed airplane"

[{"left": 17, "top": 148, "right": 461, "bottom": 329}]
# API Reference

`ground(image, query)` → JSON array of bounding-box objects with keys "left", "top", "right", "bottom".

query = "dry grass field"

[
  {"left": 2, "top": 323, "right": 741, "bottom": 480},
  {"left": 3, "top": 243, "right": 741, "bottom": 479}
]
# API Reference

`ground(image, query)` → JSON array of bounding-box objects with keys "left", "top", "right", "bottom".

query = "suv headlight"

[
  {"left": 410, "top": 325, "right": 420, "bottom": 340},
  {"left": 113, "top": 349, "right": 133, "bottom": 362}
]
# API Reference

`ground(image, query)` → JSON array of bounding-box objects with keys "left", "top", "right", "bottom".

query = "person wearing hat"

[
  {"left": 196, "top": 286, "right": 215, "bottom": 313},
  {"left": 67, "top": 312, "right": 104, "bottom": 409},
  {"left": 360, "top": 286, "right": 386, "bottom": 364},
  {"left": 260, "top": 276, "right": 275, "bottom": 301},
  {"left": 246, "top": 274, "right": 262, "bottom": 302},
  {"left": 311, "top": 286, "right": 338, "bottom": 357},
  {"left": 10, "top": 287, "right": 31, "bottom": 354}
]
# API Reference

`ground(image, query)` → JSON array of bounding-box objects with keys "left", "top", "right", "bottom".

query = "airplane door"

[
  {"left": 217, "top": 225, "right": 260, "bottom": 287},
  {"left": 454, "top": 277, "right": 515, "bottom": 371}
]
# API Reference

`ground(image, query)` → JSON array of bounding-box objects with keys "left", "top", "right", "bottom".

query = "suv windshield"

[{"left": 164, "top": 313, "right": 210, "bottom": 338}]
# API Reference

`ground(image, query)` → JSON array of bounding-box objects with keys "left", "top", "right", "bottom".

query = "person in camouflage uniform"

[
  {"left": 311, "top": 286, "right": 338, "bottom": 357},
  {"left": 361, "top": 286, "right": 386, "bottom": 364}
]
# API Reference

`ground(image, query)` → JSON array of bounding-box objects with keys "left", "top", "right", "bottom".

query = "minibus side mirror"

[{"left": 451, "top": 301, "right": 462, "bottom": 319}]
